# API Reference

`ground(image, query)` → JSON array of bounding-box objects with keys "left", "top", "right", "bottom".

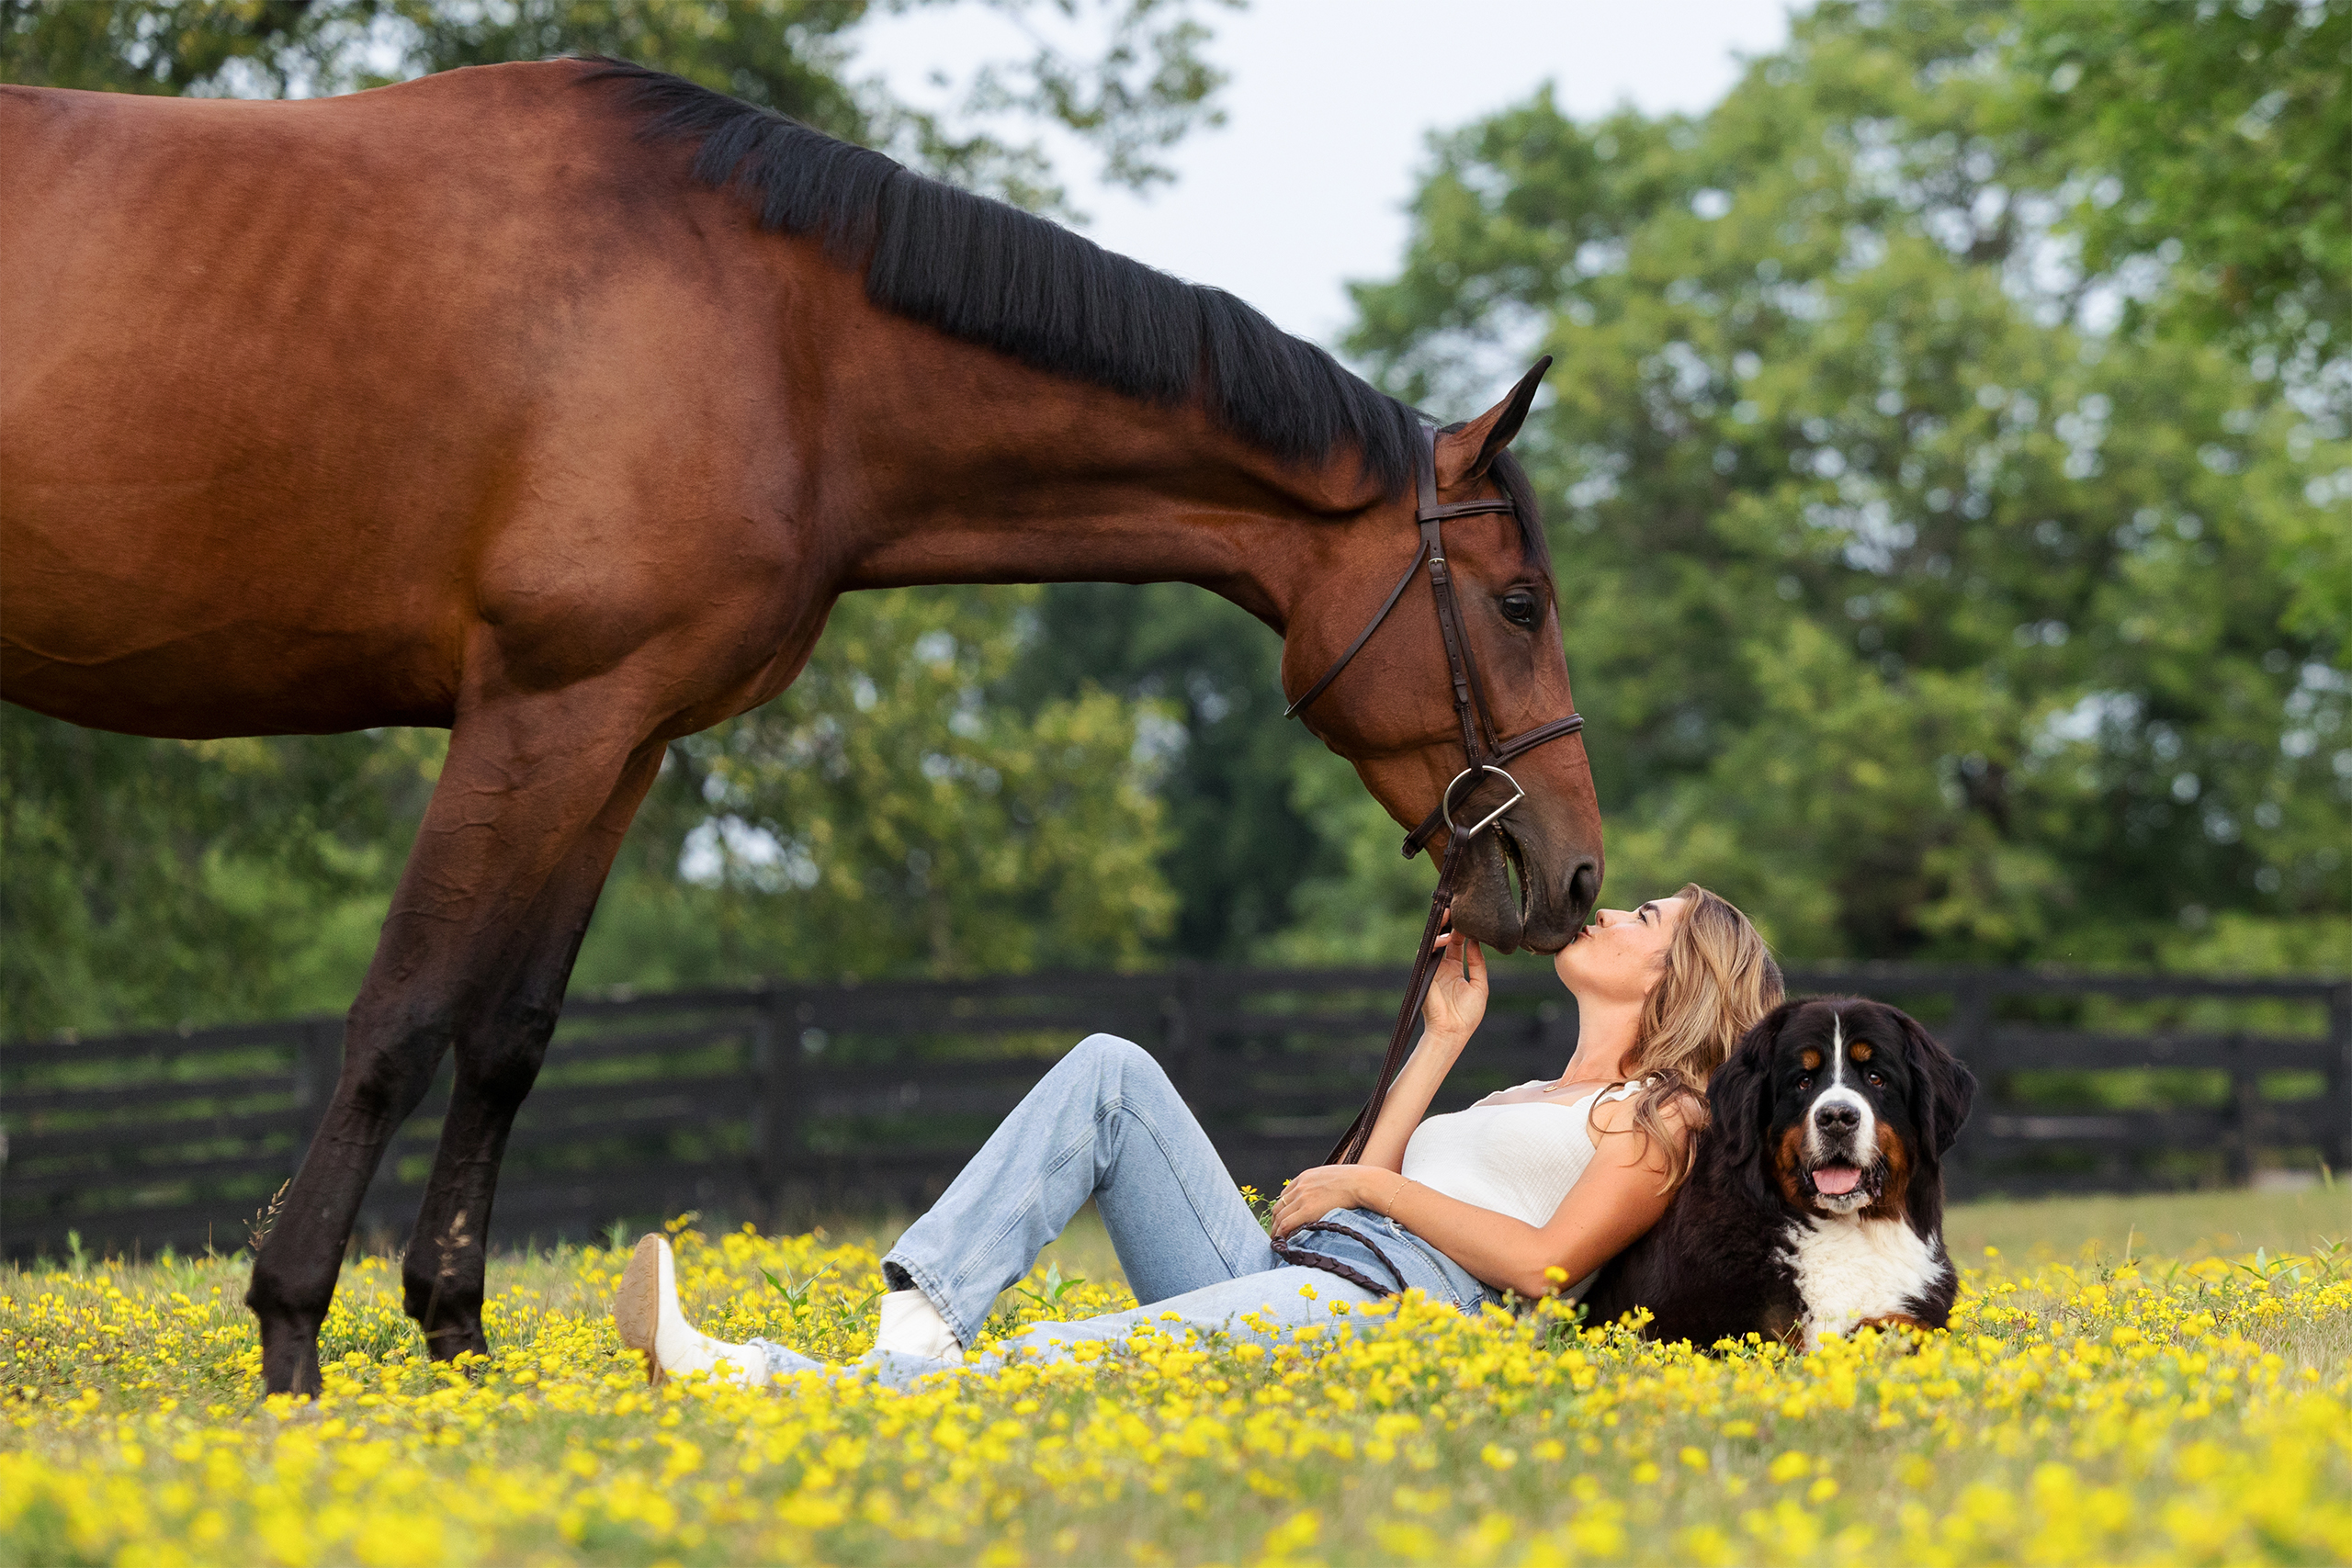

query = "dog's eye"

[
  {"left": 1868, "top": 1070, "right": 1884, "bottom": 1087},
  {"left": 1498, "top": 592, "right": 1542, "bottom": 629},
  {"left": 1797, "top": 1077, "right": 1812, "bottom": 1092}
]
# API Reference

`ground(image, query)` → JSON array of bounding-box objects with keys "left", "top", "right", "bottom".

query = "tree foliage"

[
  {"left": 0, "top": 713, "right": 447, "bottom": 1035},
  {"left": 1327, "top": 0, "right": 2347, "bottom": 969},
  {"left": 577, "top": 589, "right": 1175, "bottom": 989},
  {"left": 2013, "top": 0, "right": 2352, "bottom": 402},
  {"left": 1002, "top": 583, "right": 1331, "bottom": 959}
]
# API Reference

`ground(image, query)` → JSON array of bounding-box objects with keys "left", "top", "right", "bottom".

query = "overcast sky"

[{"left": 856, "top": 0, "right": 1792, "bottom": 344}]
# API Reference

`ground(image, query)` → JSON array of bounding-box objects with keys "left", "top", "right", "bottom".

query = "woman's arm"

[
  {"left": 1276, "top": 1092, "right": 1693, "bottom": 1300},
  {"left": 1352, "top": 933, "right": 1487, "bottom": 1173}
]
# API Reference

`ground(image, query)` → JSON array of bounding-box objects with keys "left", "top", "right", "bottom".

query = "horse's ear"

[{"left": 1434, "top": 356, "right": 1552, "bottom": 490}]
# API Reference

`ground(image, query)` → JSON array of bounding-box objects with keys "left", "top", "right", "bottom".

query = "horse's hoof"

[
  {"left": 420, "top": 1322, "right": 491, "bottom": 1362},
  {"left": 257, "top": 1325, "right": 323, "bottom": 1398}
]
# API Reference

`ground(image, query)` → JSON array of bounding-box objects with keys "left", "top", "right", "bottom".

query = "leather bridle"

[{"left": 1285, "top": 423, "right": 1584, "bottom": 1166}]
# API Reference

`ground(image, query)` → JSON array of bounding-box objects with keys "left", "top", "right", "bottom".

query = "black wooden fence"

[{"left": 5, "top": 964, "right": 2346, "bottom": 1259}]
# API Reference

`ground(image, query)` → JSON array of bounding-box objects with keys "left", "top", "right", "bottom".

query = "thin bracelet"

[{"left": 1379, "top": 1174, "right": 1414, "bottom": 1217}]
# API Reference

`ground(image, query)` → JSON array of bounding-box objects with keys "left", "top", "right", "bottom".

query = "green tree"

[
  {"left": 1002, "top": 584, "right": 1338, "bottom": 960},
  {"left": 1330, "top": 0, "right": 2347, "bottom": 970},
  {"left": 2012, "top": 0, "right": 2352, "bottom": 393},
  {"left": 0, "top": 713, "right": 446, "bottom": 1035},
  {"left": 0, "top": 0, "right": 355, "bottom": 96},
  {"left": 2010, "top": 0, "right": 2352, "bottom": 641},
  {"left": 578, "top": 588, "right": 1175, "bottom": 988},
  {"left": 0, "top": 0, "right": 1225, "bottom": 1033}
]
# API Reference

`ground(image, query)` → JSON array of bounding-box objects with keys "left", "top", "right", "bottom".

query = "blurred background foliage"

[
  {"left": 1338, "top": 0, "right": 2349, "bottom": 977},
  {"left": 584, "top": 587, "right": 1180, "bottom": 991},
  {"left": 2, "top": 0, "right": 2344, "bottom": 1037}
]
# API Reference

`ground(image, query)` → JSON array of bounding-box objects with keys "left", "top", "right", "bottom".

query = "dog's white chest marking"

[{"left": 1784, "top": 1215, "right": 1945, "bottom": 1348}]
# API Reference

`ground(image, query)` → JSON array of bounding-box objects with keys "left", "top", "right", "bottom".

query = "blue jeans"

[{"left": 749, "top": 1034, "right": 1498, "bottom": 1382}]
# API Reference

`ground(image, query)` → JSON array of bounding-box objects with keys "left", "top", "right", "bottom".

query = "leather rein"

[{"left": 1284, "top": 424, "right": 1584, "bottom": 1167}]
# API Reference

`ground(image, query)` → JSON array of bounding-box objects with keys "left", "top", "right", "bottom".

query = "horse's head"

[{"left": 1280, "top": 361, "right": 1603, "bottom": 953}]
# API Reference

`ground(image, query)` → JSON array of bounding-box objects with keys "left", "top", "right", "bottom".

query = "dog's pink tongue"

[{"left": 1814, "top": 1166, "right": 1862, "bottom": 1196}]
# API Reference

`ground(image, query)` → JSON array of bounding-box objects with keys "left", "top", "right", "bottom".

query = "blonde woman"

[{"left": 616, "top": 886, "right": 1781, "bottom": 1385}]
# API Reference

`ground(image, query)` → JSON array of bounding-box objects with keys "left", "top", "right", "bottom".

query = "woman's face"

[{"left": 1553, "top": 897, "right": 1689, "bottom": 1005}]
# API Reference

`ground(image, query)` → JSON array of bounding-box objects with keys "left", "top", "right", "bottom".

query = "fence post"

[
  {"left": 2330, "top": 982, "right": 2352, "bottom": 1178},
  {"left": 753, "top": 987, "right": 803, "bottom": 1227},
  {"left": 1160, "top": 967, "right": 1221, "bottom": 1145},
  {"left": 292, "top": 1019, "right": 342, "bottom": 1179},
  {"left": 1947, "top": 974, "right": 1993, "bottom": 1191},
  {"left": 1157, "top": 964, "right": 1213, "bottom": 1133},
  {"left": 1160, "top": 971, "right": 1189, "bottom": 1083},
  {"left": 2224, "top": 1032, "right": 2258, "bottom": 1188}
]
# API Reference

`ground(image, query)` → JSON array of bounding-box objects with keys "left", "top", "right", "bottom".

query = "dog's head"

[{"left": 1709, "top": 997, "right": 1975, "bottom": 1227}]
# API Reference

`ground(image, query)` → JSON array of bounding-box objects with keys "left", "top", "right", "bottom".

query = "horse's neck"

[{"left": 825, "top": 340, "right": 1383, "bottom": 630}]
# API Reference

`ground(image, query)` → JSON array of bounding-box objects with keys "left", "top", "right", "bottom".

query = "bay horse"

[{"left": 0, "top": 59, "right": 1603, "bottom": 1395}]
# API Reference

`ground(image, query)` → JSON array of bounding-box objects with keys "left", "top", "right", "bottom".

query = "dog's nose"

[{"left": 1815, "top": 1101, "right": 1860, "bottom": 1134}]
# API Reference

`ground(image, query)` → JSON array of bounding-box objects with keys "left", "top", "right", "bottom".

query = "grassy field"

[
  {"left": 4, "top": 1187, "right": 2348, "bottom": 1565},
  {"left": 1936, "top": 1185, "right": 2351, "bottom": 1262}
]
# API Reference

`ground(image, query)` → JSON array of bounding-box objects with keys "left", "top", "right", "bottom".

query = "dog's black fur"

[{"left": 1582, "top": 997, "right": 1975, "bottom": 1347}]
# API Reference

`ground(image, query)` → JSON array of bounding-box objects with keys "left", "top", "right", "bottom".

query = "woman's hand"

[
  {"left": 1270, "top": 1165, "right": 1383, "bottom": 1239},
  {"left": 1420, "top": 929, "right": 1487, "bottom": 1046}
]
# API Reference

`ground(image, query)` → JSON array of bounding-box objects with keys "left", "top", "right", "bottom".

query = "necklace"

[{"left": 1544, "top": 1070, "right": 1643, "bottom": 1099}]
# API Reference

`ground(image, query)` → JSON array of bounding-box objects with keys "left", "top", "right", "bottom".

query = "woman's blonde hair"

[{"left": 1619, "top": 883, "right": 1781, "bottom": 1190}]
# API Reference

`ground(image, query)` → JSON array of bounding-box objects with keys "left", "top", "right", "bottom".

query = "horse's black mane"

[{"left": 582, "top": 59, "right": 1423, "bottom": 492}]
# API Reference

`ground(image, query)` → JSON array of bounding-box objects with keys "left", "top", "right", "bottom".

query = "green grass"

[{"left": 1941, "top": 1183, "right": 2352, "bottom": 1264}]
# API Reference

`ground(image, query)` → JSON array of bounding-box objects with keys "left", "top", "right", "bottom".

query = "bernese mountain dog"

[{"left": 1582, "top": 996, "right": 1976, "bottom": 1349}]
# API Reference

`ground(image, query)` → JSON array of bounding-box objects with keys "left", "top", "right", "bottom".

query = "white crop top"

[{"left": 1399, "top": 1078, "right": 1646, "bottom": 1231}]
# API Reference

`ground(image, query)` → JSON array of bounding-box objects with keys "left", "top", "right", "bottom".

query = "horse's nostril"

[{"left": 1566, "top": 860, "right": 1600, "bottom": 921}]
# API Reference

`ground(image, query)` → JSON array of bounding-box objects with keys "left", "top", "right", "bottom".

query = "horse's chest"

[{"left": 1781, "top": 1216, "right": 1945, "bottom": 1348}]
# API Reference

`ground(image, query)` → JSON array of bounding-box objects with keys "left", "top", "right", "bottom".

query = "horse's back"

[
  {"left": 2, "top": 64, "right": 800, "bottom": 739},
  {"left": 1, "top": 64, "right": 633, "bottom": 355}
]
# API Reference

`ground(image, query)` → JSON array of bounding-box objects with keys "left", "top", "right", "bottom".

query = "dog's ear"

[
  {"left": 1711, "top": 999, "right": 1800, "bottom": 1211},
  {"left": 1895, "top": 1008, "right": 1976, "bottom": 1160}
]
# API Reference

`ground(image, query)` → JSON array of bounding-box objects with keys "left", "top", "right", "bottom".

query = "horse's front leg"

[
  {"left": 245, "top": 695, "right": 661, "bottom": 1396},
  {"left": 401, "top": 740, "right": 665, "bottom": 1360}
]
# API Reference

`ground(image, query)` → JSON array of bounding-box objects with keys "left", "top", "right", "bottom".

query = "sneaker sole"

[{"left": 615, "top": 1234, "right": 665, "bottom": 1386}]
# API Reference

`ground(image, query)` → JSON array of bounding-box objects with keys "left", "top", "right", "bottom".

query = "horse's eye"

[{"left": 1498, "top": 592, "right": 1542, "bottom": 629}]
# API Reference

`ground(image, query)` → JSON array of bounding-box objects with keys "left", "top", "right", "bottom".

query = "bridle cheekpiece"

[{"left": 1283, "top": 423, "right": 1586, "bottom": 1165}]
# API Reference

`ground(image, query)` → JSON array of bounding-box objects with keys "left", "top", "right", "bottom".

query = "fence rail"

[{"left": 5, "top": 964, "right": 2346, "bottom": 1259}]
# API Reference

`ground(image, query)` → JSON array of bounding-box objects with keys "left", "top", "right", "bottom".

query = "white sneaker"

[
  {"left": 613, "top": 1234, "right": 768, "bottom": 1387},
  {"left": 876, "top": 1288, "right": 965, "bottom": 1363}
]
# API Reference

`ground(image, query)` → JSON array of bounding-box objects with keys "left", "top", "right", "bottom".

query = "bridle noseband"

[{"left": 1284, "top": 423, "right": 1585, "bottom": 1166}]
